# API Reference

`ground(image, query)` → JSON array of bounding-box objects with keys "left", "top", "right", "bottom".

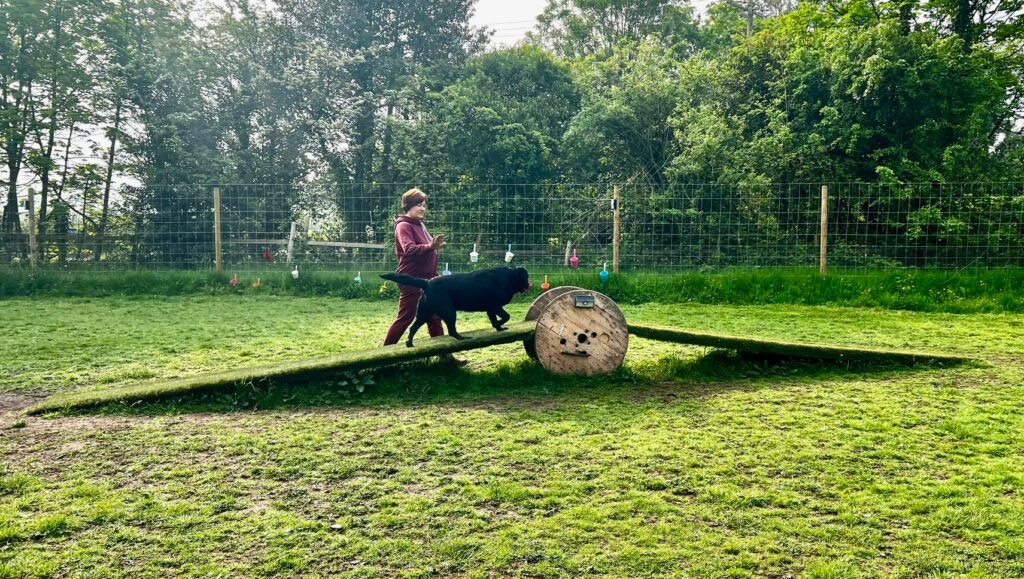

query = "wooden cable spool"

[
  {"left": 524, "top": 288, "right": 629, "bottom": 375},
  {"left": 522, "top": 286, "right": 584, "bottom": 359}
]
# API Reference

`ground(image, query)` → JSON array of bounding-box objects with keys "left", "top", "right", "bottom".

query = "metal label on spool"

[{"left": 574, "top": 295, "right": 595, "bottom": 308}]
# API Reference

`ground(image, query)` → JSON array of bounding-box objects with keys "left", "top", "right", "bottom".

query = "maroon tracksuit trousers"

[{"left": 383, "top": 285, "right": 443, "bottom": 345}]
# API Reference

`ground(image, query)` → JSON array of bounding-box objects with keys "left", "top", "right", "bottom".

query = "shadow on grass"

[{"left": 42, "top": 349, "right": 976, "bottom": 418}]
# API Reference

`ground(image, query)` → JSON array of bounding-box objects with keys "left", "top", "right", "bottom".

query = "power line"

[
  {"left": 475, "top": 19, "right": 538, "bottom": 26},
  {"left": 485, "top": 24, "right": 535, "bottom": 30}
]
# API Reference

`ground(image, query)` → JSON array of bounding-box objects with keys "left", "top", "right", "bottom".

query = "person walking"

[{"left": 382, "top": 187, "right": 465, "bottom": 365}]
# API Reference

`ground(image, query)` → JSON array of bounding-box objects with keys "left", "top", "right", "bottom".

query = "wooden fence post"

[
  {"left": 612, "top": 185, "right": 621, "bottom": 274},
  {"left": 819, "top": 184, "right": 828, "bottom": 278},
  {"left": 213, "top": 187, "right": 223, "bottom": 273}
]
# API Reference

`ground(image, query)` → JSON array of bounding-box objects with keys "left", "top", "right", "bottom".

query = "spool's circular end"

[{"left": 531, "top": 289, "right": 628, "bottom": 376}]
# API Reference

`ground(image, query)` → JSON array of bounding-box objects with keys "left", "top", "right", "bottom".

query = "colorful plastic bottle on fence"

[
  {"left": 252, "top": 278, "right": 261, "bottom": 289},
  {"left": 442, "top": 263, "right": 452, "bottom": 276},
  {"left": 229, "top": 273, "right": 238, "bottom": 287},
  {"left": 599, "top": 262, "right": 609, "bottom": 284},
  {"left": 291, "top": 265, "right": 300, "bottom": 279},
  {"left": 504, "top": 244, "right": 514, "bottom": 263},
  {"left": 540, "top": 275, "right": 550, "bottom": 292},
  {"left": 354, "top": 271, "right": 362, "bottom": 284},
  {"left": 262, "top": 248, "right": 273, "bottom": 262},
  {"left": 569, "top": 249, "right": 579, "bottom": 269},
  {"left": 470, "top": 243, "right": 479, "bottom": 263}
]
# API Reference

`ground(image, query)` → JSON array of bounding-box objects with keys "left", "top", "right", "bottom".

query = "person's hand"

[{"left": 431, "top": 234, "right": 447, "bottom": 250}]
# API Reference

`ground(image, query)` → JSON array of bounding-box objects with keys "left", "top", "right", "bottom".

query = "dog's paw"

[
  {"left": 405, "top": 341, "right": 414, "bottom": 348},
  {"left": 495, "top": 326, "right": 508, "bottom": 331},
  {"left": 452, "top": 334, "right": 469, "bottom": 340}
]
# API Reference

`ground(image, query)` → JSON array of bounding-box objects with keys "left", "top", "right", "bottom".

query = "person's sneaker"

[{"left": 440, "top": 353, "right": 468, "bottom": 367}]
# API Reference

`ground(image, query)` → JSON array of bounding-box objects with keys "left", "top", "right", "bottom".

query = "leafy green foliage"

[
  {"left": 396, "top": 46, "right": 579, "bottom": 183},
  {"left": 531, "top": 0, "right": 701, "bottom": 59},
  {"left": 668, "top": 9, "right": 1022, "bottom": 184},
  {"left": 2, "top": 0, "right": 1022, "bottom": 262}
]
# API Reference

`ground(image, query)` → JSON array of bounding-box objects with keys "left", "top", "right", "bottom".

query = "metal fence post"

[
  {"left": 286, "top": 222, "right": 296, "bottom": 263},
  {"left": 613, "top": 184, "right": 621, "bottom": 274},
  {"left": 213, "top": 187, "right": 223, "bottom": 273}
]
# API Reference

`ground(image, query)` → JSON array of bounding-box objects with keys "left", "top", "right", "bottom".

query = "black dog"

[{"left": 380, "top": 266, "right": 532, "bottom": 347}]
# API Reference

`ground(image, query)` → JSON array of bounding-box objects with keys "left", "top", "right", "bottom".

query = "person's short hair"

[{"left": 401, "top": 188, "right": 428, "bottom": 212}]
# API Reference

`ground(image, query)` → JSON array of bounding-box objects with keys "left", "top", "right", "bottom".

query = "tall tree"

[
  {"left": 396, "top": 45, "right": 580, "bottom": 183},
  {"left": 105, "top": 0, "right": 225, "bottom": 266},
  {"left": 531, "top": 0, "right": 700, "bottom": 59},
  {"left": 925, "top": 0, "right": 1023, "bottom": 46},
  {"left": 206, "top": 0, "right": 308, "bottom": 185},
  {"left": 564, "top": 39, "right": 683, "bottom": 184},
  {"left": 719, "top": 0, "right": 799, "bottom": 37},
  {"left": 25, "top": 0, "right": 96, "bottom": 238},
  {"left": 1, "top": 0, "right": 48, "bottom": 236},
  {"left": 668, "top": 4, "right": 1020, "bottom": 183},
  {"left": 275, "top": 0, "right": 485, "bottom": 240}
]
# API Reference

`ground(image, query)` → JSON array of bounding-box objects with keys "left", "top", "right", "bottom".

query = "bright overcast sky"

[
  {"left": 469, "top": 0, "right": 549, "bottom": 46},
  {"left": 194, "top": 1, "right": 710, "bottom": 47},
  {"left": 470, "top": 0, "right": 714, "bottom": 48}
]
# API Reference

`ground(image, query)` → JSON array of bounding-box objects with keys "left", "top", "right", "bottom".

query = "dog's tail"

[{"left": 379, "top": 272, "right": 429, "bottom": 289}]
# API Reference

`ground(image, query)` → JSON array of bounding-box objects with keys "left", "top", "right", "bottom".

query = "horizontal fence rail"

[{"left": 2, "top": 182, "right": 1022, "bottom": 274}]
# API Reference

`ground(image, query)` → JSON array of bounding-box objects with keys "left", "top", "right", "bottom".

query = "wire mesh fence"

[{"left": 3, "top": 182, "right": 1022, "bottom": 274}]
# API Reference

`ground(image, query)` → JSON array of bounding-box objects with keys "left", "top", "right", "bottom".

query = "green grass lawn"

[{"left": 2, "top": 296, "right": 1023, "bottom": 577}]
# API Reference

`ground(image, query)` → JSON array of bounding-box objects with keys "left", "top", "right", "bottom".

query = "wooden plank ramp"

[
  {"left": 627, "top": 323, "right": 972, "bottom": 364},
  {"left": 25, "top": 322, "right": 537, "bottom": 415},
  {"left": 26, "top": 321, "right": 972, "bottom": 415}
]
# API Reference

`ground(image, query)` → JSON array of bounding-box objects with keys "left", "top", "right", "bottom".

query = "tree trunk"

[
  {"left": 897, "top": 0, "right": 913, "bottom": 35},
  {"left": 352, "top": 101, "right": 376, "bottom": 184},
  {"left": 952, "top": 0, "right": 974, "bottom": 45},
  {"left": 38, "top": 127, "right": 54, "bottom": 236},
  {"left": 95, "top": 96, "right": 122, "bottom": 262},
  {"left": 3, "top": 30, "right": 36, "bottom": 264},
  {"left": 2, "top": 39, "right": 31, "bottom": 237},
  {"left": 380, "top": 102, "right": 394, "bottom": 183},
  {"left": 2, "top": 92, "right": 25, "bottom": 235},
  {"left": 347, "top": 98, "right": 377, "bottom": 242},
  {"left": 38, "top": 1, "right": 65, "bottom": 235},
  {"left": 3, "top": 118, "right": 26, "bottom": 235},
  {"left": 2, "top": 177, "right": 22, "bottom": 235}
]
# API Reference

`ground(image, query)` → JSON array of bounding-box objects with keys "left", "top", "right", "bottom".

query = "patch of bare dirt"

[{"left": 0, "top": 391, "right": 48, "bottom": 415}]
